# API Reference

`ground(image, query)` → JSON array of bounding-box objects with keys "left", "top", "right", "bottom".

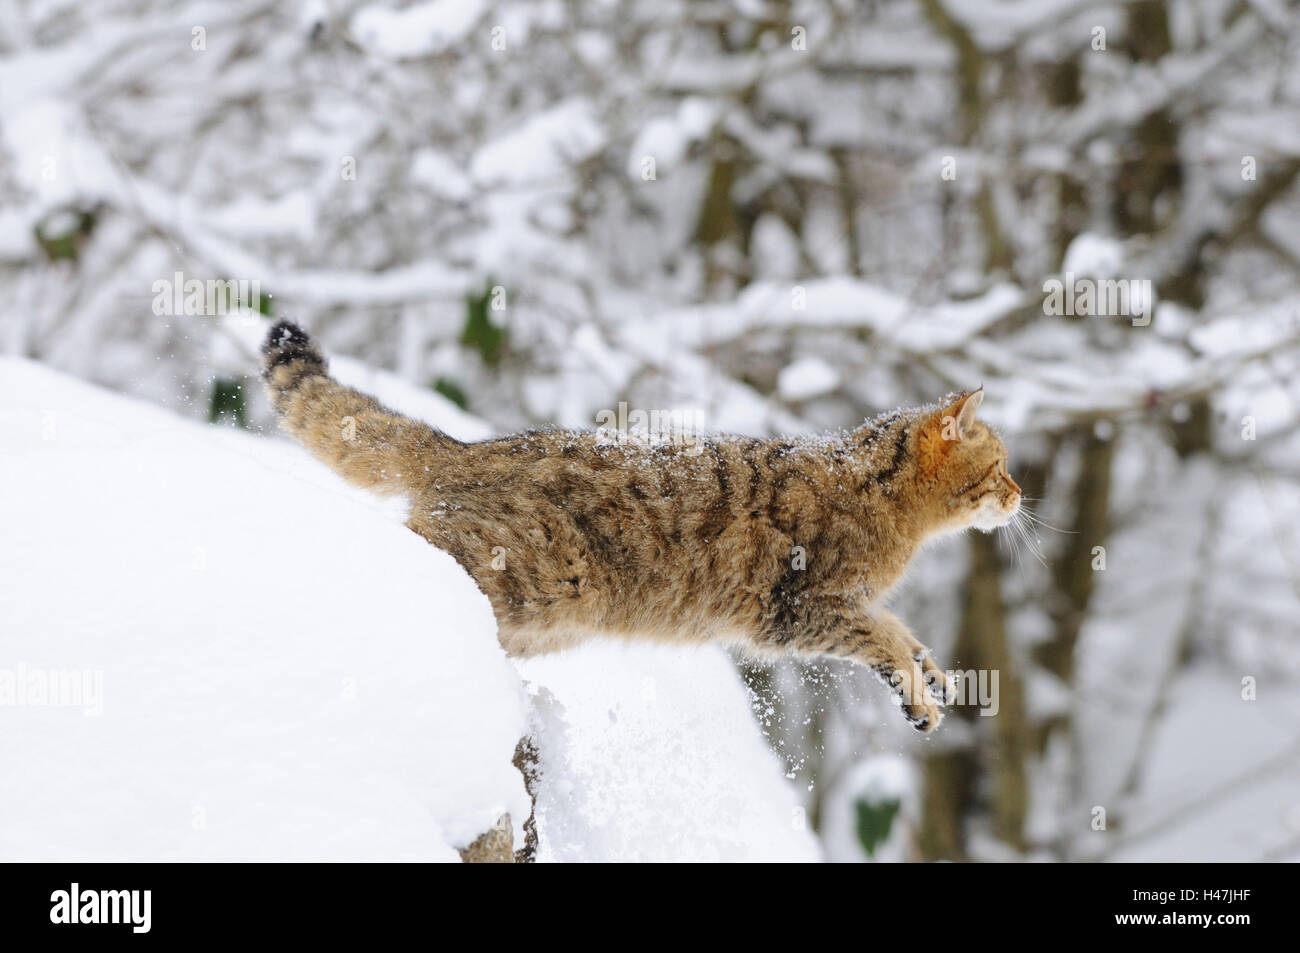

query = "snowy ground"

[
  {"left": 519, "top": 644, "right": 818, "bottom": 862},
  {"left": 0, "top": 356, "right": 817, "bottom": 862}
]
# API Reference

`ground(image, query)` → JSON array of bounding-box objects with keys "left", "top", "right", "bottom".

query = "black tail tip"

[
  {"left": 262, "top": 320, "right": 325, "bottom": 376},
  {"left": 263, "top": 320, "right": 311, "bottom": 354}
]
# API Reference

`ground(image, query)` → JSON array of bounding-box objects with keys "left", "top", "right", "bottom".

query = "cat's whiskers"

[
  {"left": 1002, "top": 514, "right": 1025, "bottom": 571},
  {"left": 1003, "top": 506, "right": 1049, "bottom": 569},
  {"left": 993, "top": 508, "right": 1024, "bottom": 567},
  {"left": 1016, "top": 500, "right": 1075, "bottom": 536}
]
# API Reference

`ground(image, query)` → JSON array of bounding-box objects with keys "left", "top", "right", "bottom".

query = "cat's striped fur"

[{"left": 262, "top": 321, "right": 1021, "bottom": 731}]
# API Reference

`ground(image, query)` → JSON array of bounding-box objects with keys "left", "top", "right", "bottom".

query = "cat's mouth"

[{"left": 973, "top": 495, "right": 1021, "bottom": 532}]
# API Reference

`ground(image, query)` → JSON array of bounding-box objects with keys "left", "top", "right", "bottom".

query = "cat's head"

[{"left": 915, "top": 389, "right": 1021, "bottom": 533}]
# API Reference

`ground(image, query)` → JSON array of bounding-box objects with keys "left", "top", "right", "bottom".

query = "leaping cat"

[{"left": 262, "top": 321, "right": 1021, "bottom": 731}]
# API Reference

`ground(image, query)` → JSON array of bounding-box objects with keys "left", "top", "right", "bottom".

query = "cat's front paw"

[
  {"left": 880, "top": 663, "right": 945, "bottom": 733},
  {"left": 916, "top": 649, "right": 957, "bottom": 706},
  {"left": 903, "top": 694, "right": 942, "bottom": 733}
]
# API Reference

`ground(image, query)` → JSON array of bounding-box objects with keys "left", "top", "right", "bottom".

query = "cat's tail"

[{"left": 261, "top": 320, "right": 458, "bottom": 496}]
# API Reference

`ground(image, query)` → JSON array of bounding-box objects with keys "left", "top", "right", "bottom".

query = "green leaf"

[
  {"left": 432, "top": 376, "right": 469, "bottom": 410},
  {"left": 208, "top": 376, "right": 248, "bottom": 429},
  {"left": 854, "top": 797, "right": 901, "bottom": 858},
  {"left": 213, "top": 278, "right": 272, "bottom": 316},
  {"left": 248, "top": 286, "right": 275, "bottom": 317},
  {"left": 461, "top": 280, "right": 506, "bottom": 366},
  {"left": 34, "top": 206, "right": 98, "bottom": 263}
]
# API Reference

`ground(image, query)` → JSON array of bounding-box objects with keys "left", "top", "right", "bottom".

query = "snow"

[
  {"left": 350, "top": 0, "right": 487, "bottom": 60},
  {"left": 1061, "top": 233, "right": 1125, "bottom": 278},
  {"left": 619, "top": 279, "right": 1026, "bottom": 360},
  {"left": 0, "top": 356, "right": 816, "bottom": 862},
  {"left": 778, "top": 356, "right": 841, "bottom": 402},
  {"left": 1109, "top": 666, "right": 1300, "bottom": 862},
  {"left": 817, "top": 755, "right": 915, "bottom": 863},
  {"left": 625, "top": 98, "right": 717, "bottom": 178},
  {"left": 471, "top": 100, "right": 606, "bottom": 187},
  {"left": 411, "top": 149, "right": 475, "bottom": 203},
  {"left": 945, "top": 0, "right": 1093, "bottom": 51},
  {"left": 0, "top": 357, "right": 528, "bottom": 860},
  {"left": 126, "top": 180, "right": 472, "bottom": 307},
  {"left": 1, "top": 98, "right": 120, "bottom": 216},
  {"left": 203, "top": 189, "right": 318, "bottom": 242},
  {"left": 518, "top": 642, "right": 820, "bottom": 862}
]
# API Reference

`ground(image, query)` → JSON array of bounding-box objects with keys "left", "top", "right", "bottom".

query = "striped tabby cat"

[{"left": 262, "top": 321, "right": 1021, "bottom": 731}]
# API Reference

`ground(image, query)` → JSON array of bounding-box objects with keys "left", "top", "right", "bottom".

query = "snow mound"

[
  {"left": 0, "top": 357, "right": 529, "bottom": 860},
  {"left": 520, "top": 642, "right": 820, "bottom": 862},
  {"left": 0, "top": 356, "right": 819, "bottom": 862}
]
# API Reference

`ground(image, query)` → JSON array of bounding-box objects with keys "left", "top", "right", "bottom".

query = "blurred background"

[{"left": 2, "top": 0, "right": 1299, "bottom": 861}]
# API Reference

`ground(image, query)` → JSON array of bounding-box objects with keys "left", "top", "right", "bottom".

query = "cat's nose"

[{"left": 1006, "top": 474, "right": 1021, "bottom": 495}]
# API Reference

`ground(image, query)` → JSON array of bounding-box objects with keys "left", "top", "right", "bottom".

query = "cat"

[{"left": 261, "top": 320, "right": 1021, "bottom": 731}]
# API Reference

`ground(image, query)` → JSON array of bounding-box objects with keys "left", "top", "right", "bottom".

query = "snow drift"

[{"left": 0, "top": 356, "right": 817, "bottom": 862}]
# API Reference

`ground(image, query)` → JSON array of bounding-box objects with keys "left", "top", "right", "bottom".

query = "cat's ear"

[
  {"left": 919, "top": 388, "right": 983, "bottom": 467},
  {"left": 952, "top": 387, "right": 983, "bottom": 436},
  {"left": 928, "top": 388, "right": 983, "bottom": 441}
]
